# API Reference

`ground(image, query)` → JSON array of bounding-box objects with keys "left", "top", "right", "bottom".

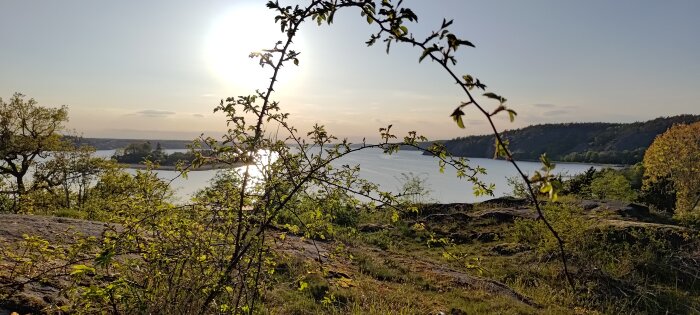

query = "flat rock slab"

[
  {"left": 0, "top": 214, "right": 111, "bottom": 244},
  {"left": 579, "top": 200, "right": 651, "bottom": 219}
]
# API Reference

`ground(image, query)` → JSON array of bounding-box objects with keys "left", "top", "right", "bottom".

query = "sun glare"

[{"left": 204, "top": 5, "right": 303, "bottom": 92}]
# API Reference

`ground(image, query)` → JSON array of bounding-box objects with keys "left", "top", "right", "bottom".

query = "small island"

[{"left": 112, "top": 141, "right": 230, "bottom": 170}]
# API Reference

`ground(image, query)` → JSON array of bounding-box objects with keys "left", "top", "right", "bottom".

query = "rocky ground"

[{"left": 1, "top": 198, "right": 696, "bottom": 314}]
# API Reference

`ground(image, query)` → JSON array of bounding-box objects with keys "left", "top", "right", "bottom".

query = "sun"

[{"left": 204, "top": 5, "right": 303, "bottom": 91}]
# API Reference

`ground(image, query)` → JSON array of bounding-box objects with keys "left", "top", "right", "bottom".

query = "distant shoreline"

[
  {"left": 120, "top": 162, "right": 243, "bottom": 171},
  {"left": 492, "top": 158, "right": 625, "bottom": 168}
]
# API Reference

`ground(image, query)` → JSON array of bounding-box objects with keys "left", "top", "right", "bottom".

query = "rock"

[
  {"left": 326, "top": 269, "right": 351, "bottom": 279},
  {"left": 478, "top": 197, "right": 529, "bottom": 208},
  {"left": 615, "top": 203, "right": 650, "bottom": 218},
  {"left": 597, "top": 219, "right": 691, "bottom": 247},
  {"left": 420, "top": 212, "right": 470, "bottom": 224},
  {"left": 420, "top": 203, "right": 474, "bottom": 215},
  {"left": 1, "top": 291, "right": 53, "bottom": 315},
  {"left": 580, "top": 200, "right": 651, "bottom": 219},
  {"left": 450, "top": 308, "right": 468, "bottom": 315},
  {"left": 445, "top": 232, "right": 472, "bottom": 244},
  {"left": 580, "top": 200, "right": 600, "bottom": 210},
  {"left": 473, "top": 232, "right": 499, "bottom": 243},
  {"left": 471, "top": 208, "right": 538, "bottom": 223},
  {"left": 437, "top": 308, "right": 468, "bottom": 315}
]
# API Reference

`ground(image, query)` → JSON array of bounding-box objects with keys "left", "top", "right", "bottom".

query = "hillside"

[{"left": 439, "top": 115, "right": 700, "bottom": 164}]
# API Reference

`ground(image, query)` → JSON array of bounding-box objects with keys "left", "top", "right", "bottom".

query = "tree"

[
  {"left": 643, "top": 122, "right": 700, "bottom": 218},
  {"left": 0, "top": 93, "right": 69, "bottom": 212},
  {"left": 33, "top": 144, "right": 107, "bottom": 209}
]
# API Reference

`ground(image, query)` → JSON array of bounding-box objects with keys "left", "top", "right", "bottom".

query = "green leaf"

[
  {"left": 462, "top": 74, "right": 473, "bottom": 84},
  {"left": 483, "top": 92, "right": 507, "bottom": 104},
  {"left": 391, "top": 210, "right": 399, "bottom": 223},
  {"left": 507, "top": 109, "right": 517, "bottom": 122},
  {"left": 419, "top": 46, "right": 439, "bottom": 63},
  {"left": 441, "top": 18, "right": 454, "bottom": 29},
  {"left": 458, "top": 39, "right": 475, "bottom": 47},
  {"left": 454, "top": 115, "right": 464, "bottom": 129},
  {"left": 494, "top": 138, "right": 510, "bottom": 159},
  {"left": 95, "top": 247, "right": 115, "bottom": 268},
  {"left": 491, "top": 105, "right": 506, "bottom": 116},
  {"left": 70, "top": 264, "right": 95, "bottom": 276},
  {"left": 298, "top": 281, "right": 309, "bottom": 291},
  {"left": 539, "top": 153, "right": 554, "bottom": 170},
  {"left": 450, "top": 108, "right": 465, "bottom": 129},
  {"left": 540, "top": 182, "right": 552, "bottom": 194}
]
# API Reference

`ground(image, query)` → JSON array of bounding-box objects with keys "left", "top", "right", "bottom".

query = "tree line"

[{"left": 438, "top": 115, "right": 700, "bottom": 164}]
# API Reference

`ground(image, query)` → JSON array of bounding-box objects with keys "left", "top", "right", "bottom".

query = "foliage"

[
  {"left": 33, "top": 144, "right": 108, "bottom": 210},
  {"left": 506, "top": 176, "right": 529, "bottom": 199},
  {"left": 511, "top": 203, "right": 699, "bottom": 314},
  {"left": 589, "top": 170, "right": 636, "bottom": 201},
  {"left": 85, "top": 164, "right": 173, "bottom": 219},
  {"left": 0, "top": 93, "right": 70, "bottom": 212},
  {"left": 561, "top": 167, "right": 597, "bottom": 198},
  {"left": 395, "top": 172, "right": 433, "bottom": 206},
  {"left": 643, "top": 122, "right": 700, "bottom": 219},
  {"left": 638, "top": 176, "right": 676, "bottom": 213}
]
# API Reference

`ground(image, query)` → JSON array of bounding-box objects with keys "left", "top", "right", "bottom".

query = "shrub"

[
  {"left": 590, "top": 170, "right": 637, "bottom": 201},
  {"left": 511, "top": 202, "right": 698, "bottom": 313}
]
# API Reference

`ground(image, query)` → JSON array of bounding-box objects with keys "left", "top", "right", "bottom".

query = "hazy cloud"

[
  {"left": 465, "top": 119, "right": 487, "bottom": 125},
  {"left": 532, "top": 103, "right": 557, "bottom": 108},
  {"left": 543, "top": 109, "right": 571, "bottom": 116},
  {"left": 95, "top": 128, "right": 223, "bottom": 140},
  {"left": 192, "top": 113, "right": 205, "bottom": 118},
  {"left": 135, "top": 110, "right": 176, "bottom": 118}
]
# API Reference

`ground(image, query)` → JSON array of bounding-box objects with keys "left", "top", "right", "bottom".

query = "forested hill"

[{"left": 439, "top": 115, "right": 700, "bottom": 165}]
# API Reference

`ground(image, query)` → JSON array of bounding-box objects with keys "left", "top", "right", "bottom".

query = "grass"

[{"left": 263, "top": 198, "right": 700, "bottom": 314}]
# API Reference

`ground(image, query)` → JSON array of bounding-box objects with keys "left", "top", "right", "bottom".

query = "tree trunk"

[
  {"left": 15, "top": 176, "right": 25, "bottom": 214},
  {"left": 64, "top": 183, "right": 71, "bottom": 209}
]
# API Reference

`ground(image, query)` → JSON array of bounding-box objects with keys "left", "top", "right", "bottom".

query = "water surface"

[{"left": 97, "top": 149, "right": 601, "bottom": 203}]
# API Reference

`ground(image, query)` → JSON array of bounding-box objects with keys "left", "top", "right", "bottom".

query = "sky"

[{"left": 1, "top": 0, "right": 699, "bottom": 142}]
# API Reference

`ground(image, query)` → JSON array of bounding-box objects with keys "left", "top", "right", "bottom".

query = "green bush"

[
  {"left": 332, "top": 206, "right": 360, "bottom": 227},
  {"left": 562, "top": 167, "right": 596, "bottom": 198},
  {"left": 590, "top": 170, "right": 637, "bottom": 201}
]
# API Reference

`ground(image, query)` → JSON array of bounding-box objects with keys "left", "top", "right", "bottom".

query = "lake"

[{"left": 96, "top": 148, "right": 604, "bottom": 203}]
